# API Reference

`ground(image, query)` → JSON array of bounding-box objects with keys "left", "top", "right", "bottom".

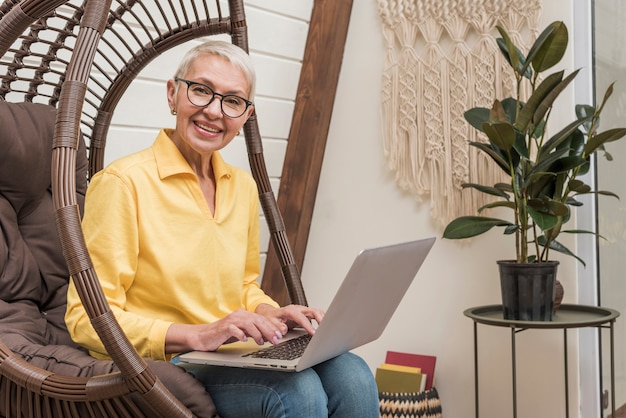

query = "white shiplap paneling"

[
  {"left": 246, "top": 7, "right": 310, "bottom": 60},
  {"left": 244, "top": 0, "right": 313, "bottom": 21}
]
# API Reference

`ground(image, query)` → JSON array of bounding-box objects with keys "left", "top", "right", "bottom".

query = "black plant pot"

[{"left": 498, "top": 260, "right": 559, "bottom": 321}]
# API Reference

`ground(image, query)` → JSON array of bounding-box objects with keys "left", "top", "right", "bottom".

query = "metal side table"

[{"left": 464, "top": 304, "right": 620, "bottom": 418}]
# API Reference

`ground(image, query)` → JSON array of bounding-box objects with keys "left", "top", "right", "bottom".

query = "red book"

[{"left": 385, "top": 351, "right": 437, "bottom": 390}]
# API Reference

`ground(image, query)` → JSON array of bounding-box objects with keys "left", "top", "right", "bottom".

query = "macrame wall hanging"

[{"left": 377, "top": 0, "right": 542, "bottom": 227}]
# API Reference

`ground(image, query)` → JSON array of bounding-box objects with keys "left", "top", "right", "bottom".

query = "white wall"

[{"left": 303, "top": 1, "right": 580, "bottom": 417}]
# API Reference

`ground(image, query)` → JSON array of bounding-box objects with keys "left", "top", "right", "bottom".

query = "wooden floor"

[{"left": 609, "top": 403, "right": 626, "bottom": 418}]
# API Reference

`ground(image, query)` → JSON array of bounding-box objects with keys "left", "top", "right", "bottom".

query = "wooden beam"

[{"left": 261, "top": 0, "right": 354, "bottom": 306}]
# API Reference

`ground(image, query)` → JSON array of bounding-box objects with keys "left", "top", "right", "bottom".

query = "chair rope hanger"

[{"left": 0, "top": 0, "right": 306, "bottom": 416}]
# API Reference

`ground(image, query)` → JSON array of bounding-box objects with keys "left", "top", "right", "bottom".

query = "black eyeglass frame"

[{"left": 174, "top": 77, "right": 254, "bottom": 118}]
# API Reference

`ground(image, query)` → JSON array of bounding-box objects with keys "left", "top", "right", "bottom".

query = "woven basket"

[{"left": 379, "top": 388, "right": 442, "bottom": 418}]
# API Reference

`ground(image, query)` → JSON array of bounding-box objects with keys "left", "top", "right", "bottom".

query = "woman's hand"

[
  {"left": 166, "top": 309, "right": 290, "bottom": 353},
  {"left": 255, "top": 303, "right": 325, "bottom": 336},
  {"left": 165, "top": 304, "right": 324, "bottom": 354}
]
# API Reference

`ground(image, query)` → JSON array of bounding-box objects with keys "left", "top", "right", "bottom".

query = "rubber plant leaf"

[
  {"left": 528, "top": 206, "right": 559, "bottom": 231},
  {"left": 541, "top": 117, "right": 591, "bottom": 155},
  {"left": 496, "top": 26, "right": 523, "bottom": 76},
  {"left": 515, "top": 71, "right": 564, "bottom": 132},
  {"left": 482, "top": 121, "right": 516, "bottom": 151},
  {"left": 528, "top": 21, "right": 569, "bottom": 73},
  {"left": 478, "top": 201, "right": 517, "bottom": 212},
  {"left": 537, "top": 236, "right": 586, "bottom": 266},
  {"left": 532, "top": 70, "right": 580, "bottom": 126},
  {"left": 468, "top": 141, "right": 511, "bottom": 173},
  {"left": 584, "top": 128, "right": 626, "bottom": 155},
  {"left": 596, "top": 82, "right": 615, "bottom": 115},
  {"left": 576, "top": 104, "right": 596, "bottom": 134},
  {"left": 464, "top": 107, "right": 490, "bottom": 131},
  {"left": 568, "top": 179, "right": 590, "bottom": 193},
  {"left": 442, "top": 216, "right": 512, "bottom": 239},
  {"left": 461, "top": 183, "right": 510, "bottom": 199}
]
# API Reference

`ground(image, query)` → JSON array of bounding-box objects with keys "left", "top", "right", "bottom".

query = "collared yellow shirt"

[{"left": 65, "top": 129, "right": 278, "bottom": 360}]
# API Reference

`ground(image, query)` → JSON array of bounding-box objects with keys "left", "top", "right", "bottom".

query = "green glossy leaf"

[
  {"left": 532, "top": 119, "right": 547, "bottom": 139},
  {"left": 501, "top": 98, "right": 520, "bottom": 123},
  {"left": 495, "top": 182, "right": 513, "bottom": 193},
  {"left": 547, "top": 155, "right": 586, "bottom": 173},
  {"left": 561, "top": 229, "right": 605, "bottom": 241},
  {"left": 578, "top": 158, "right": 591, "bottom": 176},
  {"left": 529, "top": 21, "right": 568, "bottom": 73},
  {"left": 489, "top": 100, "right": 509, "bottom": 123},
  {"left": 576, "top": 104, "right": 595, "bottom": 134},
  {"left": 566, "top": 196, "right": 583, "bottom": 206},
  {"left": 464, "top": 107, "right": 490, "bottom": 131},
  {"left": 526, "top": 198, "right": 545, "bottom": 210},
  {"left": 496, "top": 38, "right": 532, "bottom": 79},
  {"left": 443, "top": 216, "right": 512, "bottom": 239},
  {"left": 596, "top": 82, "right": 615, "bottom": 115},
  {"left": 541, "top": 118, "right": 590, "bottom": 155},
  {"left": 461, "top": 183, "right": 510, "bottom": 199},
  {"left": 528, "top": 206, "right": 558, "bottom": 230},
  {"left": 526, "top": 173, "right": 557, "bottom": 200},
  {"left": 532, "top": 70, "right": 579, "bottom": 126},
  {"left": 527, "top": 148, "right": 570, "bottom": 181},
  {"left": 584, "top": 128, "right": 626, "bottom": 155},
  {"left": 558, "top": 129, "right": 585, "bottom": 156},
  {"left": 568, "top": 180, "right": 590, "bottom": 194},
  {"left": 504, "top": 225, "right": 519, "bottom": 235},
  {"left": 596, "top": 190, "right": 620, "bottom": 199},
  {"left": 546, "top": 200, "right": 569, "bottom": 216},
  {"left": 512, "top": 131, "right": 530, "bottom": 159},
  {"left": 478, "top": 201, "right": 517, "bottom": 212},
  {"left": 496, "top": 26, "right": 522, "bottom": 75},
  {"left": 469, "top": 142, "right": 511, "bottom": 173},
  {"left": 482, "top": 121, "right": 516, "bottom": 151},
  {"left": 537, "top": 236, "right": 585, "bottom": 266},
  {"left": 561, "top": 229, "right": 597, "bottom": 234},
  {"left": 515, "top": 71, "right": 564, "bottom": 132}
]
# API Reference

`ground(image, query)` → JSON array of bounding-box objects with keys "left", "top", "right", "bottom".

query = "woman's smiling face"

[{"left": 167, "top": 52, "right": 253, "bottom": 159}]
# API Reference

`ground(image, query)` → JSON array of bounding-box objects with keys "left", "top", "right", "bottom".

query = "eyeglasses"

[{"left": 174, "top": 77, "right": 253, "bottom": 118}]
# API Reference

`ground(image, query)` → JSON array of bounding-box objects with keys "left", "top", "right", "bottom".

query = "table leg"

[
  {"left": 611, "top": 321, "right": 616, "bottom": 417},
  {"left": 474, "top": 321, "right": 479, "bottom": 418},
  {"left": 564, "top": 328, "right": 569, "bottom": 418},
  {"left": 511, "top": 327, "right": 517, "bottom": 418}
]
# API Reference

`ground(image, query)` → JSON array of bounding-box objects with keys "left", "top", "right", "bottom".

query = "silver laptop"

[{"left": 178, "top": 237, "right": 435, "bottom": 372}]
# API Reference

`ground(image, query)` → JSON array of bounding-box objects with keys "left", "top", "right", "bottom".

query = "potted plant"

[{"left": 443, "top": 20, "right": 626, "bottom": 321}]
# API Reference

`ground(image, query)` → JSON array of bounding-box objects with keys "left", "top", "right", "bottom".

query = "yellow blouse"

[{"left": 65, "top": 129, "right": 278, "bottom": 360}]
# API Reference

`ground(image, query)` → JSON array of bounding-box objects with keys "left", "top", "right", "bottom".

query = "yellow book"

[
  {"left": 375, "top": 367, "right": 424, "bottom": 393},
  {"left": 378, "top": 363, "right": 421, "bottom": 374}
]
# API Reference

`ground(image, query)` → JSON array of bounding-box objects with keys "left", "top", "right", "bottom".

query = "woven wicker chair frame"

[{"left": 0, "top": 0, "right": 307, "bottom": 416}]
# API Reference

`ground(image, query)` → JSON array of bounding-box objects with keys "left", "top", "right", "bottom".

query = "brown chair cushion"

[
  {"left": 0, "top": 102, "right": 86, "bottom": 347},
  {"left": 0, "top": 102, "right": 217, "bottom": 417}
]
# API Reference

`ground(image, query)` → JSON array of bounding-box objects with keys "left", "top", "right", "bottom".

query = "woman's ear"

[
  {"left": 242, "top": 104, "right": 255, "bottom": 122},
  {"left": 166, "top": 79, "right": 177, "bottom": 112}
]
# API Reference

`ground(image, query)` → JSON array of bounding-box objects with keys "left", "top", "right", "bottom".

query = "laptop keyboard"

[{"left": 243, "top": 333, "right": 312, "bottom": 360}]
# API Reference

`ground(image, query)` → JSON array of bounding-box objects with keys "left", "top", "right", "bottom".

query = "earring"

[{"left": 171, "top": 108, "right": 177, "bottom": 116}]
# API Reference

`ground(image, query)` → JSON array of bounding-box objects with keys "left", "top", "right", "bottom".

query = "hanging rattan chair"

[{"left": 0, "top": 0, "right": 306, "bottom": 416}]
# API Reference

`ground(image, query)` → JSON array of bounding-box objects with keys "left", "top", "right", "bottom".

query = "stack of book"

[{"left": 375, "top": 351, "right": 437, "bottom": 394}]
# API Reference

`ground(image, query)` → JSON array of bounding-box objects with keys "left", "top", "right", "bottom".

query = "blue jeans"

[{"left": 175, "top": 352, "right": 380, "bottom": 418}]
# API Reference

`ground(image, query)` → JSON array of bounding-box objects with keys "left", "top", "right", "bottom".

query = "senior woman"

[{"left": 65, "top": 40, "right": 379, "bottom": 417}]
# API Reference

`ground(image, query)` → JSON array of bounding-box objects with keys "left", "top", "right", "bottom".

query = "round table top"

[{"left": 464, "top": 303, "right": 620, "bottom": 329}]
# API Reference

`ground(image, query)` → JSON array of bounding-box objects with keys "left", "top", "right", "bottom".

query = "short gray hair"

[{"left": 174, "top": 40, "right": 256, "bottom": 101}]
